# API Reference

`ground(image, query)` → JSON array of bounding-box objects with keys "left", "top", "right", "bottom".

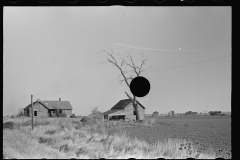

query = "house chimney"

[
  {"left": 59, "top": 98, "right": 61, "bottom": 101},
  {"left": 37, "top": 99, "right": 40, "bottom": 102}
]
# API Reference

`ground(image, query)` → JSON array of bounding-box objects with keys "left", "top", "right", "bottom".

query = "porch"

[
  {"left": 48, "top": 109, "right": 63, "bottom": 117},
  {"left": 104, "top": 113, "right": 126, "bottom": 121}
]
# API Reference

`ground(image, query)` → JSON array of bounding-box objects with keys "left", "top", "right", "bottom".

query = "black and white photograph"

[{"left": 3, "top": 7, "right": 231, "bottom": 159}]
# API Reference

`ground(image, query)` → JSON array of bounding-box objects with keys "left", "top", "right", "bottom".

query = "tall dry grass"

[{"left": 3, "top": 117, "right": 219, "bottom": 159}]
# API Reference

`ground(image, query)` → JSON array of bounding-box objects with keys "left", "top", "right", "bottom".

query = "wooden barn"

[
  {"left": 103, "top": 99, "right": 145, "bottom": 121},
  {"left": 23, "top": 98, "right": 73, "bottom": 117}
]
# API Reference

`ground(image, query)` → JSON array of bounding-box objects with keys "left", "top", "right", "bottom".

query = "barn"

[
  {"left": 23, "top": 98, "right": 73, "bottom": 117},
  {"left": 103, "top": 99, "right": 145, "bottom": 121}
]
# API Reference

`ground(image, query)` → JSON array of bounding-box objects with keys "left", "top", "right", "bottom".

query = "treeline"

[
  {"left": 151, "top": 110, "right": 227, "bottom": 116},
  {"left": 185, "top": 111, "right": 198, "bottom": 115},
  {"left": 208, "top": 111, "right": 226, "bottom": 116}
]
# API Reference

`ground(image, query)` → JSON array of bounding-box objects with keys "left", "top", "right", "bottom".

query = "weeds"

[
  {"left": 39, "top": 137, "right": 53, "bottom": 144},
  {"left": 3, "top": 116, "right": 228, "bottom": 159},
  {"left": 44, "top": 129, "right": 56, "bottom": 135},
  {"left": 59, "top": 144, "right": 70, "bottom": 153},
  {"left": 3, "top": 121, "right": 14, "bottom": 130}
]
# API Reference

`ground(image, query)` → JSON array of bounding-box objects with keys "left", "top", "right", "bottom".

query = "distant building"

[{"left": 23, "top": 98, "right": 73, "bottom": 117}]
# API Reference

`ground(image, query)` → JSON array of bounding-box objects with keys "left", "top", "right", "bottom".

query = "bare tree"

[
  {"left": 17, "top": 108, "right": 24, "bottom": 117},
  {"left": 170, "top": 110, "right": 175, "bottom": 116},
  {"left": 91, "top": 106, "right": 99, "bottom": 114},
  {"left": 167, "top": 112, "right": 170, "bottom": 116},
  {"left": 102, "top": 49, "right": 151, "bottom": 121}
]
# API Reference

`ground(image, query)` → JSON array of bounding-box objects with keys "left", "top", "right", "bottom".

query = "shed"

[{"left": 103, "top": 99, "right": 145, "bottom": 121}]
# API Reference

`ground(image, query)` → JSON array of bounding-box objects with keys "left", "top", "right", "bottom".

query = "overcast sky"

[{"left": 3, "top": 7, "right": 231, "bottom": 116}]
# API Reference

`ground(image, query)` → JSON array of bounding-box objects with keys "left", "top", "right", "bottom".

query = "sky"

[{"left": 3, "top": 7, "right": 231, "bottom": 116}]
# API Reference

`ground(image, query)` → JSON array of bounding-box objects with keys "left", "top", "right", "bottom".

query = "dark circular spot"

[{"left": 130, "top": 76, "right": 150, "bottom": 97}]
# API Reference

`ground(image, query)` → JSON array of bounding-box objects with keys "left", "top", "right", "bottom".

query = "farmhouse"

[
  {"left": 23, "top": 98, "right": 73, "bottom": 117},
  {"left": 103, "top": 99, "right": 145, "bottom": 121}
]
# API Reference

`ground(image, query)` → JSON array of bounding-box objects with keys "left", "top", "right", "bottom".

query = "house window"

[
  {"left": 133, "top": 111, "right": 136, "bottom": 115},
  {"left": 34, "top": 111, "right": 37, "bottom": 116},
  {"left": 59, "top": 109, "right": 62, "bottom": 114}
]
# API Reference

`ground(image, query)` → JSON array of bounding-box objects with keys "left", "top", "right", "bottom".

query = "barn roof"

[
  {"left": 24, "top": 100, "right": 73, "bottom": 110},
  {"left": 111, "top": 99, "right": 145, "bottom": 110}
]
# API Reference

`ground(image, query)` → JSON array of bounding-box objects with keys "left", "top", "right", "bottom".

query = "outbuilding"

[{"left": 103, "top": 98, "right": 145, "bottom": 121}]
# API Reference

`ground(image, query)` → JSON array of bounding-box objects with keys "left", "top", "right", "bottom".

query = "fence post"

[{"left": 31, "top": 94, "right": 34, "bottom": 130}]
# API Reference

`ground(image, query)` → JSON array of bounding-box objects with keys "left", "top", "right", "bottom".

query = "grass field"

[
  {"left": 127, "top": 115, "right": 231, "bottom": 158},
  {"left": 3, "top": 115, "right": 231, "bottom": 159}
]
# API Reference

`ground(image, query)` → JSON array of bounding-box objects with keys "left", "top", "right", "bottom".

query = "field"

[
  {"left": 125, "top": 115, "right": 231, "bottom": 158},
  {"left": 3, "top": 115, "right": 231, "bottom": 159}
]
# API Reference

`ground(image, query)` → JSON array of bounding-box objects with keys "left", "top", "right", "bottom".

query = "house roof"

[
  {"left": 111, "top": 99, "right": 145, "bottom": 110},
  {"left": 24, "top": 101, "right": 37, "bottom": 110},
  {"left": 24, "top": 100, "right": 73, "bottom": 110},
  {"left": 103, "top": 109, "right": 124, "bottom": 115}
]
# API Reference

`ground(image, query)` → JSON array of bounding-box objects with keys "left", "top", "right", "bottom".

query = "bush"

[
  {"left": 209, "top": 111, "right": 221, "bottom": 116},
  {"left": 16, "top": 108, "right": 25, "bottom": 117},
  {"left": 3, "top": 121, "right": 14, "bottom": 130},
  {"left": 91, "top": 106, "right": 99, "bottom": 114},
  {"left": 152, "top": 111, "right": 159, "bottom": 116},
  {"left": 70, "top": 113, "right": 76, "bottom": 118},
  {"left": 60, "top": 113, "right": 67, "bottom": 117},
  {"left": 170, "top": 111, "right": 175, "bottom": 116},
  {"left": 55, "top": 110, "right": 67, "bottom": 117},
  {"left": 90, "top": 113, "right": 104, "bottom": 123},
  {"left": 80, "top": 116, "right": 95, "bottom": 124}
]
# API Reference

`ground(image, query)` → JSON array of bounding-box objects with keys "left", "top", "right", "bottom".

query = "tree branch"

[
  {"left": 104, "top": 49, "right": 130, "bottom": 88},
  {"left": 124, "top": 51, "right": 139, "bottom": 76},
  {"left": 104, "top": 49, "right": 152, "bottom": 91},
  {"left": 141, "top": 66, "right": 152, "bottom": 73}
]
